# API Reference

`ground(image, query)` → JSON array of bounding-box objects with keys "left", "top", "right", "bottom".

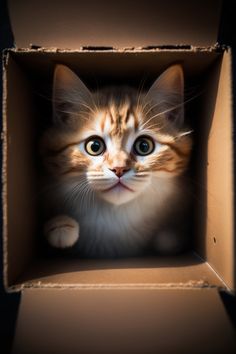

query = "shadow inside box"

[{"left": 14, "top": 249, "right": 206, "bottom": 286}]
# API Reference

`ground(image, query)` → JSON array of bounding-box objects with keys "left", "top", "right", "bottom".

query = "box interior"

[{"left": 3, "top": 48, "right": 234, "bottom": 291}]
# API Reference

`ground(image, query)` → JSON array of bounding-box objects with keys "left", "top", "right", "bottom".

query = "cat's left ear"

[{"left": 146, "top": 64, "right": 184, "bottom": 127}]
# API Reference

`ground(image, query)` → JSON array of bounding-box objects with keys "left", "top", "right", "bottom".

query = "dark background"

[
  {"left": 0, "top": 1, "right": 20, "bottom": 353},
  {"left": 0, "top": 0, "right": 236, "bottom": 353}
]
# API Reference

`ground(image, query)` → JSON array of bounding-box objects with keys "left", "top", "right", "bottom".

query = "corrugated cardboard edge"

[
  {"left": 2, "top": 49, "right": 9, "bottom": 292},
  {"left": 8, "top": 42, "right": 227, "bottom": 53},
  {"left": 8, "top": 280, "right": 227, "bottom": 292}
]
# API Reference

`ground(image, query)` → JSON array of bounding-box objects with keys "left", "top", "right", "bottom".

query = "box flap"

[
  {"left": 13, "top": 288, "right": 236, "bottom": 354},
  {"left": 9, "top": 0, "right": 222, "bottom": 49}
]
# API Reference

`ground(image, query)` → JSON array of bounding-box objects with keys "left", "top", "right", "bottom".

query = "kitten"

[{"left": 40, "top": 64, "right": 193, "bottom": 257}]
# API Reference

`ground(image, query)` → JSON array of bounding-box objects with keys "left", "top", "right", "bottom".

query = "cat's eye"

[
  {"left": 85, "top": 136, "right": 106, "bottom": 156},
  {"left": 133, "top": 136, "right": 155, "bottom": 156}
]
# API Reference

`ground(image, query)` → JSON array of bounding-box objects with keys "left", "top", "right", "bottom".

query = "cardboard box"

[
  {"left": 2, "top": 1, "right": 236, "bottom": 353},
  {"left": 2, "top": 46, "right": 235, "bottom": 290}
]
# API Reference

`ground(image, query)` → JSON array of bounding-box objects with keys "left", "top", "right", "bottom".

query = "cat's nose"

[{"left": 109, "top": 167, "right": 130, "bottom": 178}]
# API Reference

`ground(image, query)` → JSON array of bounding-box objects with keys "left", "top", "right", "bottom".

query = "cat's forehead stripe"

[
  {"left": 100, "top": 111, "right": 107, "bottom": 132},
  {"left": 100, "top": 105, "right": 139, "bottom": 136}
]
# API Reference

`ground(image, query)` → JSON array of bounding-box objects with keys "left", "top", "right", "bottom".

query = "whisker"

[
  {"left": 87, "top": 173, "right": 105, "bottom": 177},
  {"left": 88, "top": 177, "right": 111, "bottom": 181},
  {"left": 141, "top": 92, "right": 202, "bottom": 130},
  {"left": 52, "top": 95, "right": 98, "bottom": 116},
  {"left": 140, "top": 92, "right": 203, "bottom": 131},
  {"left": 63, "top": 177, "right": 89, "bottom": 207},
  {"left": 141, "top": 124, "right": 162, "bottom": 131},
  {"left": 136, "top": 77, "right": 147, "bottom": 108},
  {"left": 56, "top": 110, "right": 90, "bottom": 121},
  {"left": 142, "top": 99, "right": 167, "bottom": 117},
  {"left": 63, "top": 180, "right": 86, "bottom": 207},
  {"left": 77, "top": 182, "right": 90, "bottom": 209}
]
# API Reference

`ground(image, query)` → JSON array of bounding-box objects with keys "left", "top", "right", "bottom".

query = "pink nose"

[{"left": 109, "top": 167, "right": 130, "bottom": 178}]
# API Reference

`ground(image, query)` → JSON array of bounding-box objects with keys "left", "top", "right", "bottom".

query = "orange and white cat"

[{"left": 41, "top": 64, "right": 193, "bottom": 257}]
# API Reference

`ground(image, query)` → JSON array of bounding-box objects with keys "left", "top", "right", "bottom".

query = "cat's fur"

[{"left": 40, "top": 64, "right": 193, "bottom": 257}]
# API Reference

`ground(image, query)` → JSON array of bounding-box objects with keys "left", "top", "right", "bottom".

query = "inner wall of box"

[{"left": 5, "top": 50, "right": 233, "bottom": 288}]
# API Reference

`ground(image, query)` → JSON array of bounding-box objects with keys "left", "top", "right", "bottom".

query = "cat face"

[
  {"left": 41, "top": 64, "right": 192, "bottom": 206},
  {"left": 76, "top": 106, "right": 157, "bottom": 205}
]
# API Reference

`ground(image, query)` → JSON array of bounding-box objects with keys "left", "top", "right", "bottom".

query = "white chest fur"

[{"left": 73, "top": 177, "right": 183, "bottom": 256}]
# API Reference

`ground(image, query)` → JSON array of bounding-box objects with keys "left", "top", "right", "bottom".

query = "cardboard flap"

[
  {"left": 9, "top": 0, "right": 222, "bottom": 49},
  {"left": 13, "top": 288, "right": 236, "bottom": 354}
]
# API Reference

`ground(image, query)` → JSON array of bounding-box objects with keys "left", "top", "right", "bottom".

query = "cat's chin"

[{"left": 99, "top": 185, "right": 138, "bottom": 205}]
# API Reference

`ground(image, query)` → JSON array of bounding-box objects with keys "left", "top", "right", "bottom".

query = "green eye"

[
  {"left": 134, "top": 136, "right": 154, "bottom": 156},
  {"left": 85, "top": 136, "right": 106, "bottom": 156}
]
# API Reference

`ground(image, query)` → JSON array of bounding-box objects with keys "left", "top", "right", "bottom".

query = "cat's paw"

[
  {"left": 44, "top": 215, "right": 79, "bottom": 248},
  {"left": 153, "top": 230, "right": 183, "bottom": 255}
]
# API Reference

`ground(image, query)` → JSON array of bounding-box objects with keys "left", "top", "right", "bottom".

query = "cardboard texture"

[
  {"left": 2, "top": 47, "right": 235, "bottom": 353},
  {"left": 9, "top": 0, "right": 222, "bottom": 48},
  {"left": 14, "top": 253, "right": 225, "bottom": 290},
  {"left": 12, "top": 288, "right": 236, "bottom": 354},
  {"left": 3, "top": 48, "right": 234, "bottom": 292},
  {"left": 2, "top": 0, "right": 236, "bottom": 353}
]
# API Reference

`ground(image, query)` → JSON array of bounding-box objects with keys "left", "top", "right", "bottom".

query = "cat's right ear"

[
  {"left": 53, "top": 64, "right": 92, "bottom": 125},
  {"left": 145, "top": 64, "right": 184, "bottom": 128}
]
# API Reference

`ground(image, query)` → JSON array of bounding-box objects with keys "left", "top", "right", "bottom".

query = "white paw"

[
  {"left": 153, "top": 230, "right": 181, "bottom": 255},
  {"left": 44, "top": 215, "right": 79, "bottom": 249}
]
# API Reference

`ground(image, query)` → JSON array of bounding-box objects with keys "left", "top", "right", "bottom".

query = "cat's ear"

[
  {"left": 146, "top": 64, "right": 184, "bottom": 127},
  {"left": 53, "top": 64, "right": 92, "bottom": 125}
]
